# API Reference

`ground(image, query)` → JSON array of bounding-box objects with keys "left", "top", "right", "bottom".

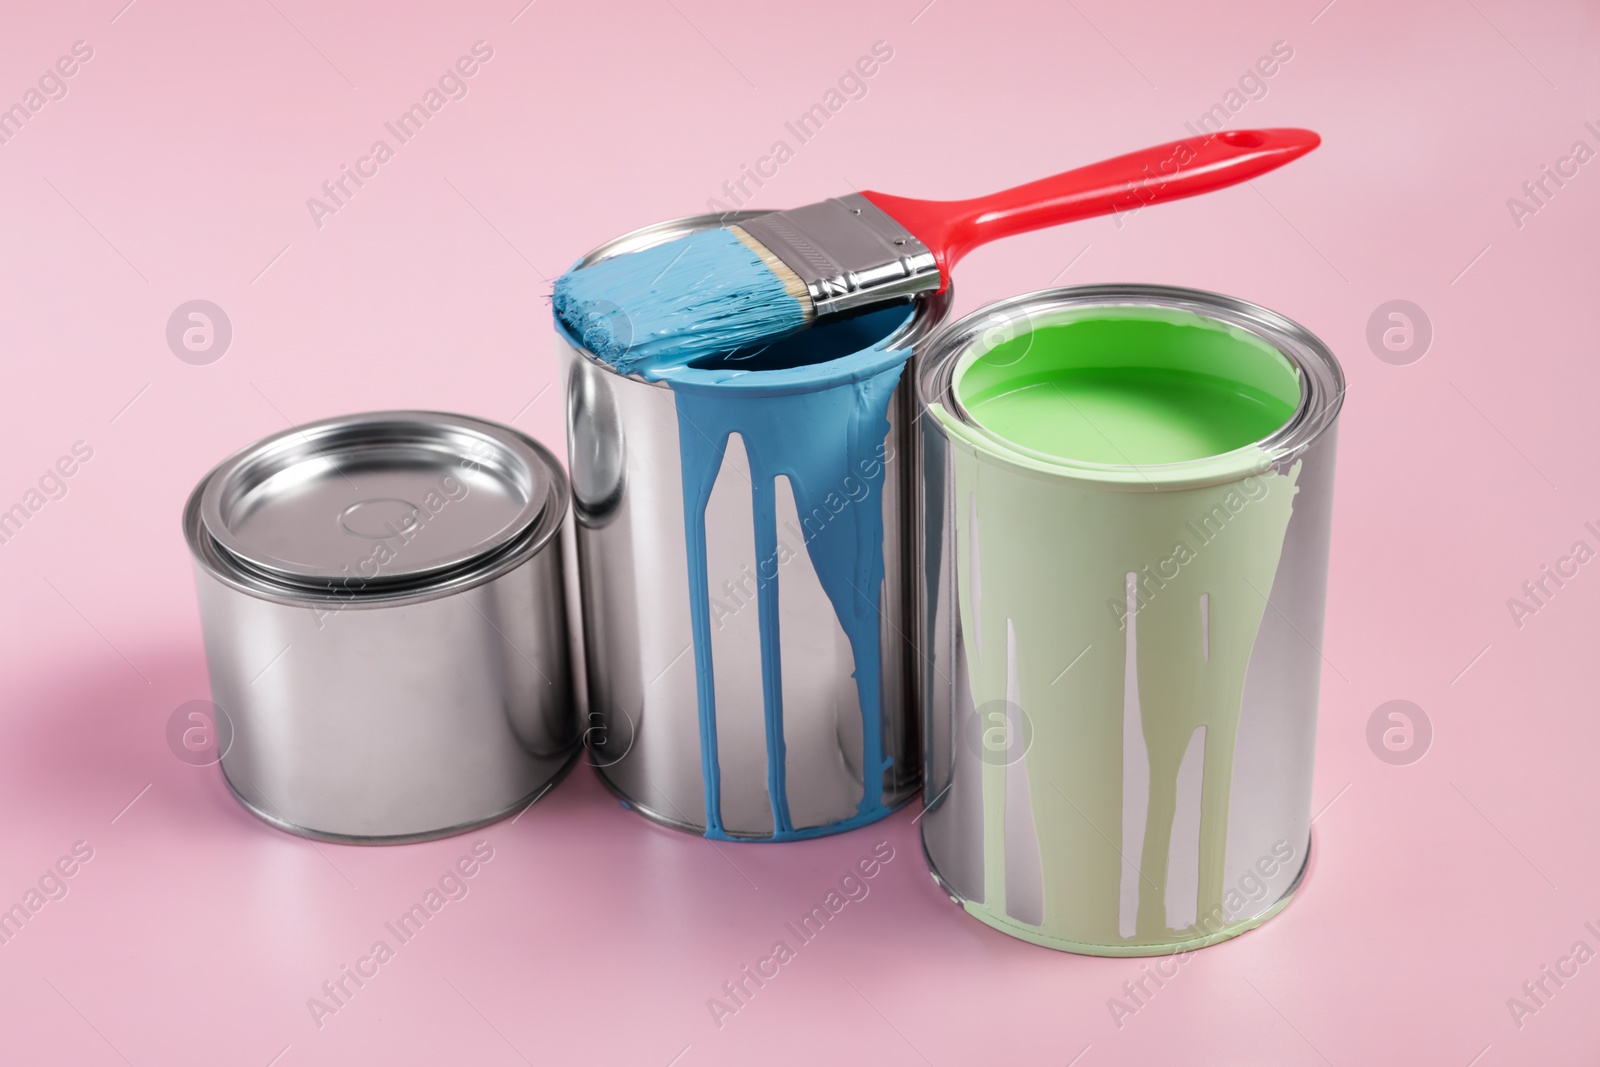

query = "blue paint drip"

[
  {"left": 674, "top": 363, "right": 904, "bottom": 840},
  {"left": 563, "top": 298, "right": 916, "bottom": 841},
  {"left": 675, "top": 417, "right": 731, "bottom": 836},
  {"left": 748, "top": 473, "right": 792, "bottom": 833}
]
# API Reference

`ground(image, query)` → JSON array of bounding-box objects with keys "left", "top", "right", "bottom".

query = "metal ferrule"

[{"left": 737, "top": 192, "right": 941, "bottom": 318}]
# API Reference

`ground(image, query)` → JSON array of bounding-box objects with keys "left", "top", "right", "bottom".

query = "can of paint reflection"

[
  {"left": 559, "top": 213, "right": 952, "bottom": 841},
  {"left": 184, "top": 411, "right": 579, "bottom": 843},
  {"left": 916, "top": 285, "right": 1342, "bottom": 954}
]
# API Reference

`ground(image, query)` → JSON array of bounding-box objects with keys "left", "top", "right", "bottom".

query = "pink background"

[{"left": 1, "top": 0, "right": 1596, "bottom": 1062}]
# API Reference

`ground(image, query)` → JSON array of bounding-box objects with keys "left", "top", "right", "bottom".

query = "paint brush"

[{"left": 554, "top": 128, "right": 1320, "bottom": 371}]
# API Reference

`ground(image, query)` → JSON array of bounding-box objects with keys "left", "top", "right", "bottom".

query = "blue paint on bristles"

[{"left": 552, "top": 228, "right": 810, "bottom": 377}]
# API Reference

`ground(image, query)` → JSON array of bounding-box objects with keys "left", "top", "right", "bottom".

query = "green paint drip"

[
  {"left": 960, "top": 879, "right": 1299, "bottom": 957},
  {"left": 933, "top": 306, "right": 1308, "bottom": 953}
]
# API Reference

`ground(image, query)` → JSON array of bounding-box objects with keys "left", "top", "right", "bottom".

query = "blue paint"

[
  {"left": 552, "top": 228, "right": 809, "bottom": 373},
  {"left": 559, "top": 298, "right": 916, "bottom": 841}
]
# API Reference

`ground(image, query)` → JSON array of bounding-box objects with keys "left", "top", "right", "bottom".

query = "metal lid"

[{"left": 199, "top": 412, "right": 550, "bottom": 589}]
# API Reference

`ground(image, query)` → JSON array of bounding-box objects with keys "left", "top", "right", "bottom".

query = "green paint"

[
  {"left": 961, "top": 884, "right": 1298, "bottom": 957},
  {"left": 954, "top": 308, "right": 1301, "bottom": 467},
  {"left": 931, "top": 305, "right": 1308, "bottom": 954}
]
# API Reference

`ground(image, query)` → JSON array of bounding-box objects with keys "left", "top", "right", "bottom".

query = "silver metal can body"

[
  {"left": 917, "top": 285, "right": 1343, "bottom": 954},
  {"left": 560, "top": 213, "right": 951, "bottom": 841},
  {"left": 184, "top": 412, "right": 578, "bottom": 843}
]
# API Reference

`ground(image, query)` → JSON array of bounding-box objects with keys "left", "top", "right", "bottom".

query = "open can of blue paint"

[
  {"left": 557, "top": 213, "right": 951, "bottom": 841},
  {"left": 916, "top": 285, "right": 1343, "bottom": 954}
]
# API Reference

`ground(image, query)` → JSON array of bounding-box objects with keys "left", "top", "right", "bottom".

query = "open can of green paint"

[
  {"left": 558, "top": 213, "right": 952, "bottom": 841},
  {"left": 916, "top": 284, "right": 1343, "bottom": 954}
]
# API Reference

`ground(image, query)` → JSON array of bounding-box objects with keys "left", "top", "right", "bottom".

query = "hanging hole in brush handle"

[
  {"left": 859, "top": 127, "right": 1321, "bottom": 284},
  {"left": 1216, "top": 129, "right": 1269, "bottom": 148}
]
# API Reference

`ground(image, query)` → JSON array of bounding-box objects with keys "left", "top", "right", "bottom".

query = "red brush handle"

[{"left": 860, "top": 128, "right": 1320, "bottom": 285}]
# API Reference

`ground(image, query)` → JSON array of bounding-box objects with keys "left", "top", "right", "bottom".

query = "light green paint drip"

[
  {"left": 935, "top": 307, "right": 1307, "bottom": 954},
  {"left": 960, "top": 876, "right": 1298, "bottom": 957}
]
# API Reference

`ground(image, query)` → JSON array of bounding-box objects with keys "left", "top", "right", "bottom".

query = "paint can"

[
  {"left": 559, "top": 213, "right": 952, "bottom": 840},
  {"left": 184, "top": 411, "right": 579, "bottom": 843},
  {"left": 916, "top": 284, "right": 1342, "bottom": 954}
]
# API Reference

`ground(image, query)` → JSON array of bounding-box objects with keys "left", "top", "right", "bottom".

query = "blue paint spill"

[{"left": 562, "top": 298, "right": 916, "bottom": 841}]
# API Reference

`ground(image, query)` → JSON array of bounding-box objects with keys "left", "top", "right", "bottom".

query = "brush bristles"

[
  {"left": 728, "top": 226, "right": 815, "bottom": 323},
  {"left": 552, "top": 227, "right": 814, "bottom": 377}
]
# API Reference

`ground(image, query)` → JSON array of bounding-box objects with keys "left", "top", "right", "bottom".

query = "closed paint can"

[
  {"left": 917, "top": 285, "right": 1342, "bottom": 954},
  {"left": 560, "top": 213, "right": 952, "bottom": 841},
  {"left": 184, "top": 411, "right": 578, "bottom": 843}
]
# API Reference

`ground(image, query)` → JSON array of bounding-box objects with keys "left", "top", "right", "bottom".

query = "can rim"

[
  {"left": 198, "top": 411, "right": 550, "bottom": 589},
  {"left": 915, "top": 283, "right": 1345, "bottom": 490},
  {"left": 185, "top": 412, "right": 569, "bottom": 607},
  {"left": 560, "top": 211, "right": 952, "bottom": 393}
]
